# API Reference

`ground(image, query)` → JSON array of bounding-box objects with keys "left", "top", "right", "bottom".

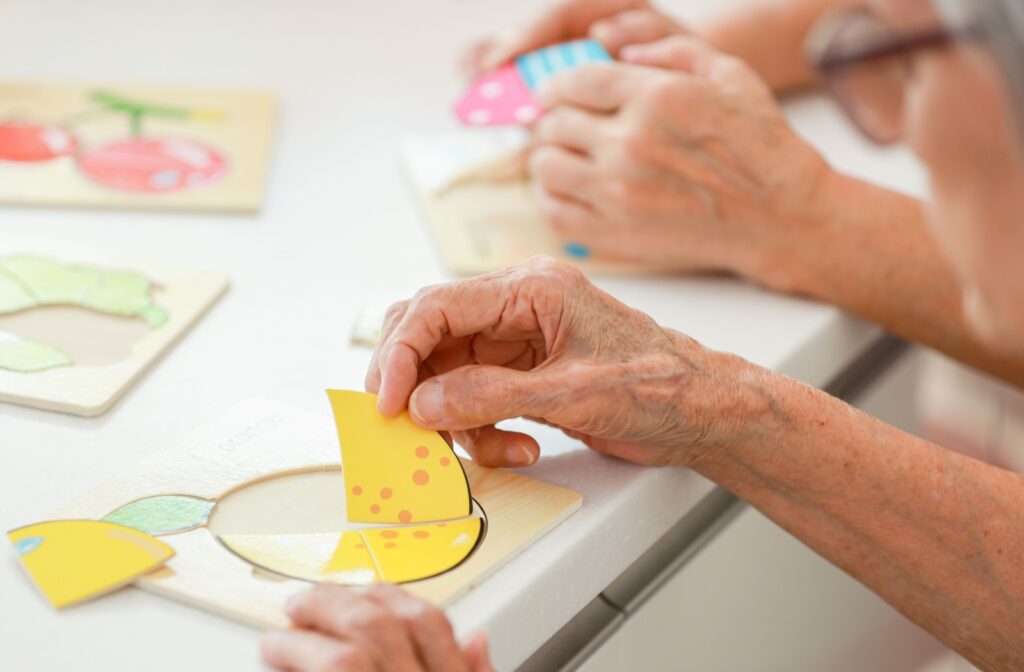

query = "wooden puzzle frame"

[
  {"left": 0, "top": 238, "right": 228, "bottom": 416},
  {"left": 402, "top": 131, "right": 659, "bottom": 276},
  {"left": 53, "top": 400, "right": 582, "bottom": 628},
  {"left": 0, "top": 82, "right": 275, "bottom": 212}
]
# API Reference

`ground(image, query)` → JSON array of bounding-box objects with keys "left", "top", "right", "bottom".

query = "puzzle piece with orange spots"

[{"left": 326, "top": 389, "right": 473, "bottom": 525}]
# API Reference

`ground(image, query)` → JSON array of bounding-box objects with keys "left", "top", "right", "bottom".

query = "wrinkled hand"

[
  {"left": 460, "top": 0, "right": 687, "bottom": 78},
  {"left": 366, "top": 257, "right": 756, "bottom": 469},
  {"left": 261, "top": 584, "right": 493, "bottom": 672},
  {"left": 529, "top": 36, "right": 830, "bottom": 285}
]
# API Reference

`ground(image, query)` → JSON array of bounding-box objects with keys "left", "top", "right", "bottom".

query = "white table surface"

[{"left": 0, "top": 0, "right": 928, "bottom": 669}]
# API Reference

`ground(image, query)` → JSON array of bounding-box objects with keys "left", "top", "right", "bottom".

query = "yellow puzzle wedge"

[
  {"left": 218, "top": 531, "right": 380, "bottom": 585},
  {"left": 360, "top": 518, "right": 484, "bottom": 584},
  {"left": 327, "top": 390, "right": 472, "bottom": 524},
  {"left": 7, "top": 519, "right": 174, "bottom": 609}
]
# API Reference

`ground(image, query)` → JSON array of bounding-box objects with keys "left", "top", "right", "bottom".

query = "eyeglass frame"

[{"left": 806, "top": 5, "right": 984, "bottom": 143}]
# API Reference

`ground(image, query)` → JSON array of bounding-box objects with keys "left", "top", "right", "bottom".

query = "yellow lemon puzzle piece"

[
  {"left": 7, "top": 520, "right": 174, "bottom": 609},
  {"left": 219, "top": 531, "right": 379, "bottom": 585},
  {"left": 327, "top": 390, "right": 472, "bottom": 524},
  {"left": 360, "top": 517, "right": 484, "bottom": 584}
]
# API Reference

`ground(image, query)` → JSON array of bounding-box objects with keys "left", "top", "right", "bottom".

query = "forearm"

[
  {"left": 748, "top": 169, "right": 1024, "bottom": 388},
  {"left": 689, "top": 362, "right": 1024, "bottom": 670},
  {"left": 694, "top": 0, "right": 859, "bottom": 91}
]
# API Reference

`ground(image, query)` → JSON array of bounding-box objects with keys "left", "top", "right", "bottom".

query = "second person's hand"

[
  {"left": 529, "top": 36, "right": 834, "bottom": 288},
  {"left": 460, "top": 0, "right": 687, "bottom": 78}
]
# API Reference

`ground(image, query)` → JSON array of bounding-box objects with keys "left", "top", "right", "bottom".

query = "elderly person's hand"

[
  {"left": 528, "top": 36, "right": 831, "bottom": 286},
  {"left": 460, "top": 0, "right": 687, "bottom": 79},
  {"left": 366, "top": 256, "right": 760, "bottom": 468},
  {"left": 261, "top": 584, "right": 493, "bottom": 672}
]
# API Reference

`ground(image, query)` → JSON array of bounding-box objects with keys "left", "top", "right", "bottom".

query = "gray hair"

[{"left": 940, "top": 0, "right": 1024, "bottom": 141}]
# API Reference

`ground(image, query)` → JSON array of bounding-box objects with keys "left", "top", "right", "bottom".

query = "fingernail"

[
  {"left": 505, "top": 445, "right": 536, "bottom": 466},
  {"left": 284, "top": 593, "right": 302, "bottom": 614},
  {"left": 411, "top": 382, "right": 446, "bottom": 425}
]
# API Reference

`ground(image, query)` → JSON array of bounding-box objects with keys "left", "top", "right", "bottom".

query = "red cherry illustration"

[
  {"left": 0, "top": 120, "right": 78, "bottom": 162},
  {"left": 76, "top": 137, "right": 226, "bottom": 193}
]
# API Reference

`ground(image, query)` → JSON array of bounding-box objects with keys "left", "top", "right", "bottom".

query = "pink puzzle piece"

[{"left": 455, "top": 64, "right": 542, "bottom": 127}]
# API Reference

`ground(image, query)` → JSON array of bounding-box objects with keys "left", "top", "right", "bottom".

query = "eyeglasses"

[{"left": 807, "top": 5, "right": 981, "bottom": 144}]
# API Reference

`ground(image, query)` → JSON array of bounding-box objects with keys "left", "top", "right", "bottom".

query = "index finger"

[
  {"left": 537, "top": 61, "right": 650, "bottom": 113},
  {"left": 374, "top": 260, "right": 564, "bottom": 416},
  {"left": 469, "top": 0, "right": 650, "bottom": 75}
]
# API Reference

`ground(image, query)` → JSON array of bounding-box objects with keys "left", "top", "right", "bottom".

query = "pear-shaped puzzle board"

[
  {"left": 0, "top": 238, "right": 228, "bottom": 416},
  {"left": 401, "top": 129, "right": 665, "bottom": 276},
  {"left": 0, "top": 82, "right": 274, "bottom": 212},
  {"left": 47, "top": 396, "right": 582, "bottom": 627}
]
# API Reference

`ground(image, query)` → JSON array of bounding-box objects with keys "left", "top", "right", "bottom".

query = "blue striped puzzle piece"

[{"left": 515, "top": 39, "right": 612, "bottom": 92}]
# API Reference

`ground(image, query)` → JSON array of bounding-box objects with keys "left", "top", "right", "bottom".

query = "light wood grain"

[
  {"left": 53, "top": 400, "right": 582, "bottom": 627},
  {"left": 402, "top": 135, "right": 664, "bottom": 276}
]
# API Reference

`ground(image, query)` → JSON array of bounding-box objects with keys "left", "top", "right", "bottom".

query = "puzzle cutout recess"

[
  {"left": 0, "top": 83, "right": 274, "bottom": 211},
  {"left": 0, "top": 255, "right": 167, "bottom": 373},
  {"left": 0, "top": 242, "right": 227, "bottom": 416}
]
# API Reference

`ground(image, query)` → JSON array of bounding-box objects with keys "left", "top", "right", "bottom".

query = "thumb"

[
  {"left": 409, "top": 365, "right": 557, "bottom": 431},
  {"left": 589, "top": 10, "right": 688, "bottom": 55},
  {"left": 461, "top": 631, "right": 494, "bottom": 672},
  {"left": 620, "top": 35, "right": 716, "bottom": 76}
]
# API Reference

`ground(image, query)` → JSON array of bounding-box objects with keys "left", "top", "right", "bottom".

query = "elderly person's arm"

[
  {"left": 462, "top": 0, "right": 857, "bottom": 91},
  {"left": 525, "top": 36, "right": 1024, "bottom": 389},
  {"left": 366, "top": 258, "right": 1024, "bottom": 671}
]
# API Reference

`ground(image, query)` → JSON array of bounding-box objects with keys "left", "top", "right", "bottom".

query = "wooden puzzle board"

[
  {"left": 402, "top": 131, "right": 657, "bottom": 276},
  {"left": 53, "top": 400, "right": 582, "bottom": 628},
  {"left": 0, "top": 82, "right": 275, "bottom": 212},
  {"left": 0, "top": 238, "right": 228, "bottom": 416}
]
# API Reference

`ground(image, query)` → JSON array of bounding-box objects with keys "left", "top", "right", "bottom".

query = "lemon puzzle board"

[
  {"left": 0, "top": 238, "right": 228, "bottom": 416},
  {"left": 0, "top": 82, "right": 275, "bottom": 212},
  {"left": 51, "top": 399, "right": 582, "bottom": 628},
  {"left": 401, "top": 130, "right": 663, "bottom": 276}
]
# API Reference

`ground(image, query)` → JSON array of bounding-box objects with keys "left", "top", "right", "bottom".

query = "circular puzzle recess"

[{"left": 80, "top": 391, "right": 485, "bottom": 587}]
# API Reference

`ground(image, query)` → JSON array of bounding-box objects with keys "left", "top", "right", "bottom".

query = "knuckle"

[
  {"left": 383, "top": 300, "right": 407, "bottom": 324},
  {"left": 367, "top": 582, "right": 403, "bottom": 601},
  {"left": 639, "top": 77, "right": 680, "bottom": 109},
  {"left": 525, "top": 254, "right": 573, "bottom": 278},
  {"left": 349, "top": 602, "right": 396, "bottom": 631},
  {"left": 527, "top": 146, "right": 558, "bottom": 180},
  {"left": 523, "top": 255, "right": 586, "bottom": 292},
  {"left": 533, "top": 110, "right": 567, "bottom": 143},
  {"left": 412, "top": 603, "right": 452, "bottom": 635},
  {"left": 410, "top": 284, "right": 440, "bottom": 306},
  {"left": 603, "top": 177, "right": 645, "bottom": 214},
  {"left": 323, "top": 647, "right": 371, "bottom": 672},
  {"left": 302, "top": 583, "right": 337, "bottom": 611},
  {"left": 619, "top": 128, "right": 651, "bottom": 162},
  {"left": 545, "top": 204, "right": 577, "bottom": 232}
]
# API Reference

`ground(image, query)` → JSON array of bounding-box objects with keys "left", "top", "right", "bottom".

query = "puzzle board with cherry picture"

[{"left": 0, "top": 82, "right": 274, "bottom": 212}]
